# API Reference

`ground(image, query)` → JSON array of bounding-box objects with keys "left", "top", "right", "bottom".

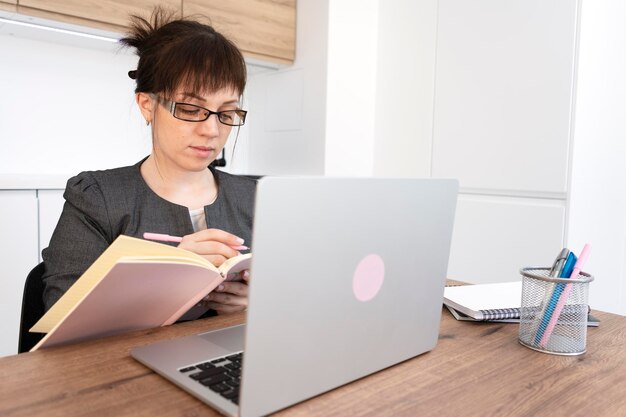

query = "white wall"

[
  {"left": 0, "top": 13, "right": 264, "bottom": 179},
  {"left": 324, "top": 0, "right": 378, "bottom": 175},
  {"left": 0, "top": 23, "right": 150, "bottom": 177},
  {"left": 245, "top": 0, "right": 328, "bottom": 175},
  {"left": 323, "top": 0, "right": 439, "bottom": 177},
  {"left": 373, "top": 0, "right": 438, "bottom": 178},
  {"left": 248, "top": 0, "right": 439, "bottom": 178},
  {"left": 568, "top": 0, "right": 626, "bottom": 315}
]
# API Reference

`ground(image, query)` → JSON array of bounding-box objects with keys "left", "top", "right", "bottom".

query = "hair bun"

[{"left": 119, "top": 6, "right": 246, "bottom": 96}]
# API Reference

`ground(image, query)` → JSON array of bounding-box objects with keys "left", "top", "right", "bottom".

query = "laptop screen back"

[{"left": 239, "top": 177, "right": 458, "bottom": 417}]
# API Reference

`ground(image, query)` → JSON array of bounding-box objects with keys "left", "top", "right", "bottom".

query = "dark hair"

[{"left": 119, "top": 8, "right": 247, "bottom": 98}]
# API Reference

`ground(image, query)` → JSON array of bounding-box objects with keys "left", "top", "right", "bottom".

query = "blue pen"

[
  {"left": 534, "top": 248, "right": 568, "bottom": 329},
  {"left": 533, "top": 252, "right": 577, "bottom": 345},
  {"left": 535, "top": 248, "right": 569, "bottom": 322}
]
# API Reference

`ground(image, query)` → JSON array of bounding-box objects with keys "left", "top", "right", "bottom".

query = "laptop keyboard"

[{"left": 179, "top": 352, "right": 243, "bottom": 405}]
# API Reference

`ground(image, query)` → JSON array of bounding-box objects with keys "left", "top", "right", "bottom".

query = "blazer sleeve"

[{"left": 41, "top": 172, "right": 114, "bottom": 311}]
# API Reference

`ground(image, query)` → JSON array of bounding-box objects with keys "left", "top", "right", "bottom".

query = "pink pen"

[
  {"left": 142, "top": 232, "right": 248, "bottom": 251},
  {"left": 539, "top": 243, "right": 591, "bottom": 348}
]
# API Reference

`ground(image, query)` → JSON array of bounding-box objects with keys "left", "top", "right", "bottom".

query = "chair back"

[{"left": 18, "top": 262, "right": 46, "bottom": 353}]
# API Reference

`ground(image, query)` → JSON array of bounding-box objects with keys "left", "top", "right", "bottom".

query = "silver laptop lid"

[{"left": 239, "top": 177, "right": 458, "bottom": 417}]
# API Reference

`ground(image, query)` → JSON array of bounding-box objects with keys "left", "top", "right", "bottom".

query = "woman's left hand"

[{"left": 202, "top": 270, "right": 250, "bottom": 314}]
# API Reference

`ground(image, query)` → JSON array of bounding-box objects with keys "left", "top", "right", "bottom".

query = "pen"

[
  {"left": 143, "top": 232, "right": 249, "bottom": 251},
  {"left": 549, "top": 248, "right": 570, "bottom": 277},
  {"left": 533, "top": 251, "right": 576, "bottom": 345},
  {"left": 538, "top": 243, "right": 592, "bottom": 348},
  {"left": 532, "top": 247, "right": 571, "bottom": 344}
]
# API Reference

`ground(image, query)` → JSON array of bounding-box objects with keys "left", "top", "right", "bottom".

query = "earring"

[{"left": 146, "top": 120, "right": 150, "bottom": 126}]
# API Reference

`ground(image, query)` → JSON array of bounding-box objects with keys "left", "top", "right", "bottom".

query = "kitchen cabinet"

[
  {"left": 433, "top": 0, "right": 577, "bottom": 284},
  {"left": 16, "top": 0, "right": 296, "bottom": 65},
  {"left": 0, "top": 187, "right": 65, "bottom": 357},
  {"left": 0, "top": 0, "right": 17, "bottom": 13},
  {"left": 17, "top": 0, "right": 180, "bottom": 32},
  {"left": 184, "top": 0, "right": 296, "bottom": 65}
]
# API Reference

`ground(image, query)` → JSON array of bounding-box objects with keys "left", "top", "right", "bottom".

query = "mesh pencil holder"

[{"left": 518, "top": 267, "right": 594, "bottom": 356}]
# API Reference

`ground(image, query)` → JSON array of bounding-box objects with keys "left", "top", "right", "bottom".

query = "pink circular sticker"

[{"left": 352, "top": 254, "right": 385, "bottom": 302}]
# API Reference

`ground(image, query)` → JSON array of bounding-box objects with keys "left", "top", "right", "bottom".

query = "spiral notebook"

[
  {"left": 444, "top": 303, "right": 600, "bottom": 326},
  {"left": 443, "top": 282, "right": 599, "bottom": 326},
  {"left": 443, "top": 282, "right": 523, "bottom": 320}
]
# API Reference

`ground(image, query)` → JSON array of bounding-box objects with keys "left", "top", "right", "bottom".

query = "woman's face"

[{"left": 141, "top": 87, "right": 241, "bottom": 172}]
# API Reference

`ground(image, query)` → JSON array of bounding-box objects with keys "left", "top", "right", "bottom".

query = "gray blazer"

[{"left": 41, "top": 159, "right": 257, "bottom": 311}]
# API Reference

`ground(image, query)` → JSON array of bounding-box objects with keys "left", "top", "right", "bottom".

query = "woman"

[{"left": 42, "top": 8, "right": 255, "bottom": 317}]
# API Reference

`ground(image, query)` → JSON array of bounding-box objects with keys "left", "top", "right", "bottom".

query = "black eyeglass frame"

[{"left": 153, "top": 95, "right": 247, "bottom": 126}]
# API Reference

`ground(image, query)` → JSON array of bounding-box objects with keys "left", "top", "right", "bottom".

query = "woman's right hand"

[{"left": 177, "top": 228, "right": 246, "bottom": 266}]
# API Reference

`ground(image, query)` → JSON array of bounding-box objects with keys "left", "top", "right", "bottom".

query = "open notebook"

[{"left": 31, "top": 235, "right": 251, "bottom": 350}]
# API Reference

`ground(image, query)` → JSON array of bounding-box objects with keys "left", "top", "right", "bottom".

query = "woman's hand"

[
  {"left": 202, "top": 270, "right": 250, "bottom": 314},
  {"left": 177, "top": 229, "right": 250, "bottom": 314},
  {"left": 177, "top": 228, "right": 246, "bottom": 266}
]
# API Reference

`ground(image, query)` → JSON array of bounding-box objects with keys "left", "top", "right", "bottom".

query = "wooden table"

[{"left": 1, "top": 308, "right": 625, "bottom": 416}]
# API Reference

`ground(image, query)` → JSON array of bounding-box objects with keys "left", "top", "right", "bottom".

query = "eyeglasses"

[{"left": 154, "top": 95, "right": 247, "bottom": 126}]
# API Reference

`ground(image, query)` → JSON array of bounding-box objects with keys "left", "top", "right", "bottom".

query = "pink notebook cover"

[{"left": 32, "top": 261, "right": 224, "bottom": 350}]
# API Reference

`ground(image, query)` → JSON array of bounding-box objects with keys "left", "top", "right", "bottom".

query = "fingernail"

[
  {"left": 231, "top": 245, "right": 249, "bottom": 251},
  {"left": 236, "top": 237, "right": 245, "bottom": 244},
  {"left": 242, "top": 270, "right": 250, "bottom": 279},
  {"left": 217, "top": 284, "right": 225, "bottom": 291}
]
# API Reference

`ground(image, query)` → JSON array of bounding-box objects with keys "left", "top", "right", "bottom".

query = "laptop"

[{"left": 131, "top": 177, "right": 458, "bottom": 417}]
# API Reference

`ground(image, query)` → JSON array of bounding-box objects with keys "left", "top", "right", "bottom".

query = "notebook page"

[{"left": 444, "top": 282, "right": 522, "bottom": 313}]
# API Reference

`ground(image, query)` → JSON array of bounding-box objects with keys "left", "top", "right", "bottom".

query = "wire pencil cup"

[{"left": 518, "top": 267, "right": 593, "bottom": 355}]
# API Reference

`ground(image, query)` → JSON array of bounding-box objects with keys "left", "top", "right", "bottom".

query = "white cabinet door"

[
  {"left": 0, "top": 191, "right": 38, "bottom": 357},
  {"left": 447, "top": 195, "right": 565, "bottom": 284},
  {"left": 433, "top": 0, "right": 578, "bottom": 194},
  {"left": 38, "top": 189, "right": 65, "bottom": 260}
]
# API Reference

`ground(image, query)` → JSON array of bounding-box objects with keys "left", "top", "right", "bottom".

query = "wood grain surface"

[
  {"left": 18, "top": 0, "right": 180, "bottom": 28},
  {"left": 0, "top": 1, "right": 17, "bottom": 13},
  {"left": 1, "top": 308, "right": 624, "bottom": 416},
  {"left": 184, "top": 0, "right": 296, "bottom": 63}
]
